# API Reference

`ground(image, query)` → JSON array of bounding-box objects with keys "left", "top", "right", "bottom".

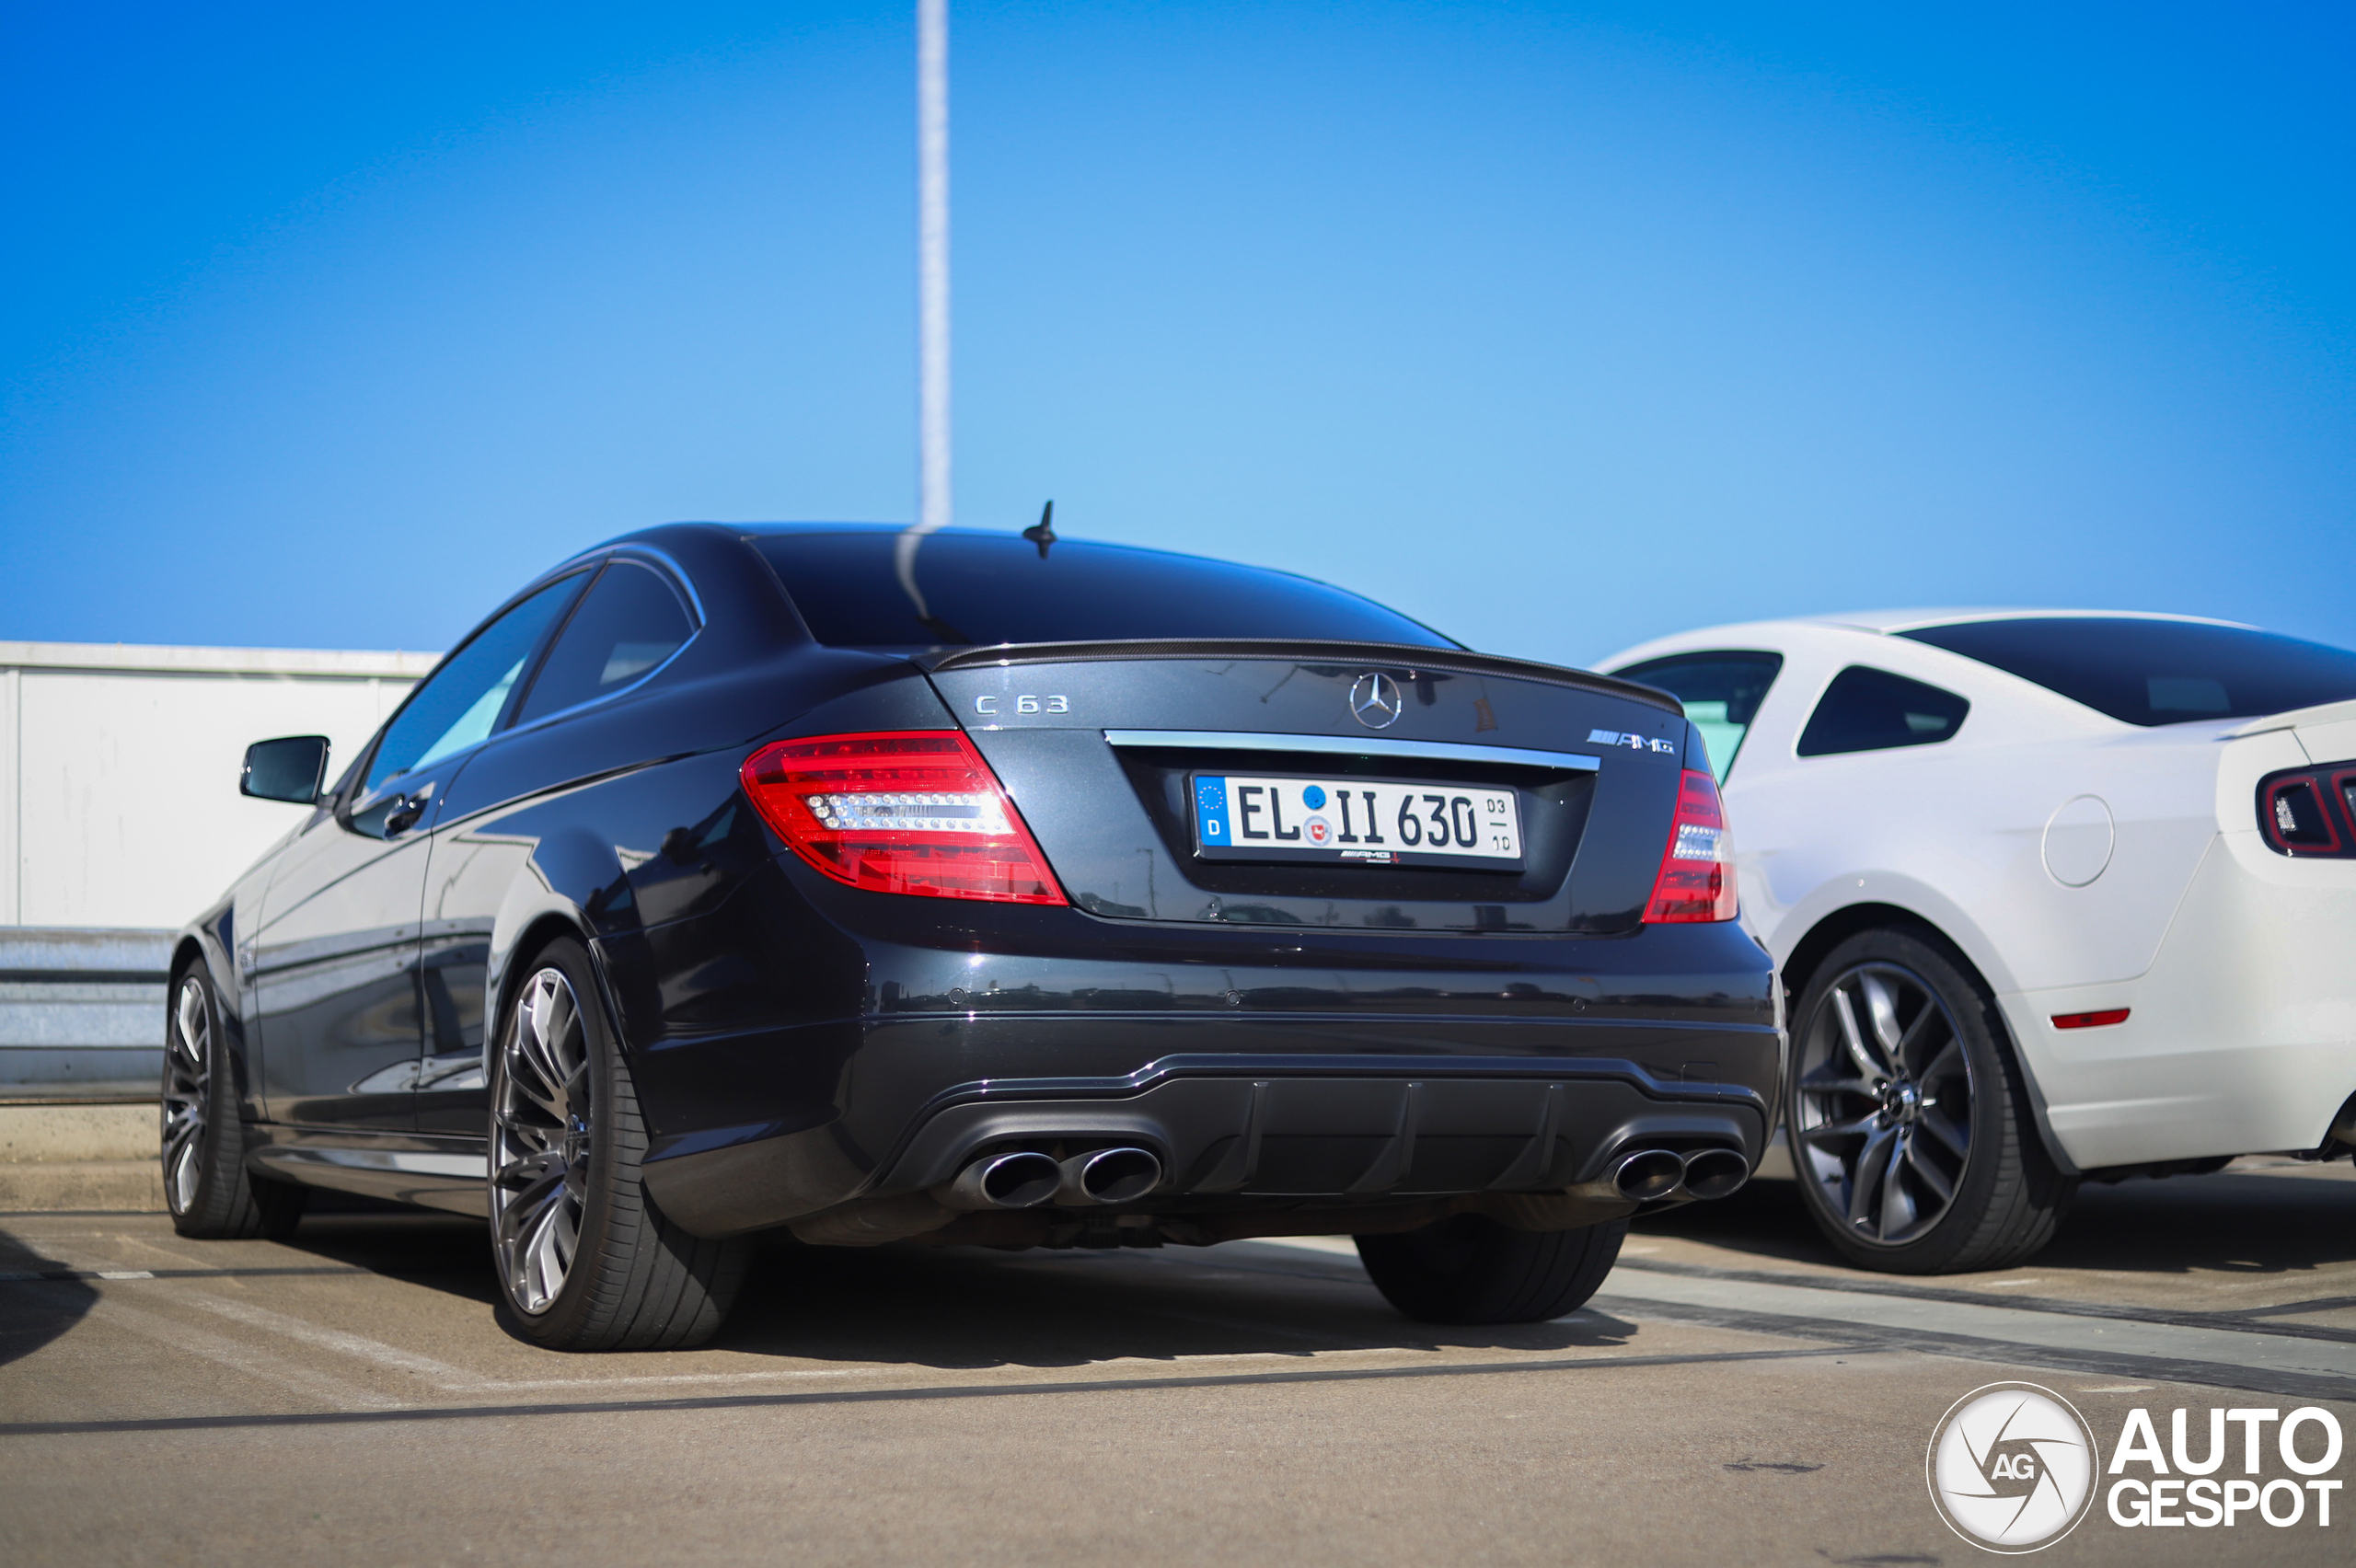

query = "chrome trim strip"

[
  {"left": 260, "top": 1147, "right": 489, "bottom": 1180},
  {"left": 1101, "top": 730, "right": 1602, "bottom": 772}
]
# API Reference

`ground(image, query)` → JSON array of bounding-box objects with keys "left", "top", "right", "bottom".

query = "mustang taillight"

[
  {"left": 740, "top": 732, "right": 1067, "bottom": 905},
  {"left": 1644, "top": 768, "right": 1738, "bottom": 923},
  {"left": 2258, "top": 771, "right": 2348, "bottom": 857}
]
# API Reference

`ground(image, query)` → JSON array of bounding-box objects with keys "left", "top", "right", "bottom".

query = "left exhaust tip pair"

[
  {"left": 1605, "top": 1146, "right": 1750, "bottom": 1203},
  {"left": 944, "top": 1147, "right": 1163, "bottom": 1211}
]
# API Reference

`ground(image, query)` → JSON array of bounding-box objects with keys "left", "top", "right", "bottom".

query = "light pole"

[{"left": 916, "top": 0, "right": 951, "bottom": 536}]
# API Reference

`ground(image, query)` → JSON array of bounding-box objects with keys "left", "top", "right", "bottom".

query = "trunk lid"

[{"left": 922, "top": 640, "right": 1692, "bottom": 932}]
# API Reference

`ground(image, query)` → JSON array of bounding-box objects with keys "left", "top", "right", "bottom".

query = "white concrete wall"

[{"left": 1, "top": 642, "right": 436, "bottom": 930}]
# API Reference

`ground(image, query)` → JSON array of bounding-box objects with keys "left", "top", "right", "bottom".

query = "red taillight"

[
  {"left": 1644, "top": 769, "right": 1738, "bottom": 923},
  {"left": 740, "top": 731, "right": 1067, "bottom": 905},
  {"left": 2051, "top": 1009, "right": 2130, "bottom": 1030}
]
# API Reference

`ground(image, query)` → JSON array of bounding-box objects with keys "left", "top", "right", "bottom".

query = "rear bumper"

[
  {"left": 615, "top": 859, "right": 1778, "bottom": 1238},
  {"left": 633, "top": 1015, "right": 1777, "bottom": 1239}
]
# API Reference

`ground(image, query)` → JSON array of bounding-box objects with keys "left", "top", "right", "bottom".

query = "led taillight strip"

[
  {"left": 1644, "top": 768, "right": 1738, "bottom": 923},
  {"left": 2256, "top": 763, "right": 2355, "bottom": 858},
  {"left": 740, "top": 731, "right": 1067, "bottom": 905}
]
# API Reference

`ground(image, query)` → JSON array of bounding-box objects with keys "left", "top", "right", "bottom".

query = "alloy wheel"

[
  {"left": 491, "top": 967, "right": 593, "bottom": 1315},
  {"left": 162, "top": 976, "right": 211, "bottom": 1214},
  {"left": 1793, "top": 962, "right": 1975, "bottom": 1246}
]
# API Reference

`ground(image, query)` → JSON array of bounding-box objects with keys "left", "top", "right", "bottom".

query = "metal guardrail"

[{"left": 0, "top": 929, "right": 171, "bottom": 1101}]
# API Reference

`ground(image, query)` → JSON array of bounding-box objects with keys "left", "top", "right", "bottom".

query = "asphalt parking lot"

[{"left": 4, "top": 1160, "right": 2352, "bottom": 1567}]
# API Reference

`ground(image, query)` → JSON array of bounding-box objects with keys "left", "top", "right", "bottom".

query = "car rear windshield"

[
  {"left": 1608, "top": 651, "right": 1784, "bottom": 781},
  {"left": 749, "top": 530, "right": 1456, "bottom": 649},
  {"left": 1900, "top": 617, "right": 2356, "bottom": 726}
]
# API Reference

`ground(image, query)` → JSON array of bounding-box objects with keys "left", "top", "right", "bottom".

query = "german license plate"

[{"left": 1191, "top": 775, "right": 1525, "bottom": 870}]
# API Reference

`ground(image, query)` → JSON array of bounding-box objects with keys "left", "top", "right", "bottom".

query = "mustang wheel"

[
  {"left": 1356, "top": 1214, "right": 1627, "bottom": 1323},
  {"left": 489, "top": 938, "right": 746, "bottom": 1350},
  {"left": 163, "top": 962, "right": 305, "bottom": 1239},
  {"left": 1788, "top": 928, "right": 2073, "bottom": 1274}
]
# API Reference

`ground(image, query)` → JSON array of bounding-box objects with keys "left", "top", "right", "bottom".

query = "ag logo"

[
  {"left": 1927, "top": 1383, "right": 2099, "bottom": 1552},
  {"left": 1349, "top": 672, "right": 1403, "bottom": 730}
]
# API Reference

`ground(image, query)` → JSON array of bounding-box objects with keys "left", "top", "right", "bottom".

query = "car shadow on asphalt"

[
  {"left": 269, "top": 1208, "right": 502, "bottom": 1305},
  {"left": 1637, "top": 1168, "right": 2356, "bottom": 1281},
  {"left": 265, "top": 1210, "right": 1642, "bottom": 1367},
  {"left": 0, "top": 1225, "right": 100, "bottom": 1366},
  {"left": 701, "top": 1240, "right": 1646, "bottom": 1369}
]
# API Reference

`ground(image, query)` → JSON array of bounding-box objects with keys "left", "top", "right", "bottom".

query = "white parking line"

[
  {"left": 84, "top": 1297, "right": 399, "bottom": 1412},
  {"left": 1594, "top": 1268, "right": 2356, "bottom": 1385},
  {"left": 180, "top": 1294, "right": 473, "bottom": 1385}
]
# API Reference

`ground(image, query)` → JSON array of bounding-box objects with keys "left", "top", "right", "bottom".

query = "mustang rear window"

[
  {"left": 1900, "top": 617, "right": 2356, "bottom": 726},
  {"left": 749, "top": 529, "right": 1457, "bottom": 650}
]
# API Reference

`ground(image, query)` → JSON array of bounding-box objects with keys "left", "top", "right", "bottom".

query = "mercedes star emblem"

[{"left": 1349, "top": 672, "right": 1404, "bottom": 730}]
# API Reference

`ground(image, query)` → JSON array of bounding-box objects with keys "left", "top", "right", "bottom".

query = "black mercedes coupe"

[{"left": 165, "top": 523, "right": 1777, "bottom": 1349}]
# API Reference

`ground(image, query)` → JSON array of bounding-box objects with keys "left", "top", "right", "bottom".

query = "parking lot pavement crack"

[
  {"left": 2227, "top": 1293, "right": 2356, "bottom": 1320},
  {"left": 1614, "top": 1256, "right": 2356, "bottom": 1344}
]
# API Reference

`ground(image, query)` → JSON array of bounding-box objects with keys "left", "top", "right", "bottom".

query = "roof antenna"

[{"left": 1021, "top": 500, "right": 1057, "bottom": 558}]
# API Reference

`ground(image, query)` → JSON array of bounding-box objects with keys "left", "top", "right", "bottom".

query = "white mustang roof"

[{"left": 1788, "top": 607, "right": 2254, "bottom": 635}]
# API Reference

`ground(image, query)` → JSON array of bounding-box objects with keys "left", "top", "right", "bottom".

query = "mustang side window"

[
  {"left": 1796, "top": 666, "right": 1970, "bottom": 757},
  {"left": 1609, "top": 651, "right": 1784, "bottom": 782},
  {"left": 513, "top": 560, "right": 695, "bottom": 725},
  {"left": 364, "top": 575, "right": 585, "bottom": 795}
]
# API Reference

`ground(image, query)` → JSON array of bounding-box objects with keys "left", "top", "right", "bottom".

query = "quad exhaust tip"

[
  {"left": 1610, "top": 1149, "right": 1689, "bottom": 1203},
  {"left": 1058, "top": 1147, "right": 1162, "bottom": 1206},
  {"left": 1607, "top": 1147, "right": 1751, "bottom": 1203},
  {"left": 945, "top": 1147, "right": 1164, "bottom": 1210},
  {"left": 946, "top": 1151, "right": 1063, "bottom": 1210},
  {"left": 1679, "top": 1147, "right": 1750, "bottom": 1201}
]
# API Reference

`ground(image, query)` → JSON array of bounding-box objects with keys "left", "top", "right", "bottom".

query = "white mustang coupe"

[{"left": 1600, "top": 611, "right": 2356, "bottom": 1274}]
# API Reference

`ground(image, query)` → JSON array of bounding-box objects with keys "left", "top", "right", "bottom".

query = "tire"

[
  {"left": 487, "top": 937, "right": 747, "bottom": 1351},
  {"left": 163, "top": 962, "right": 307, "bottom": 1240},
  {"left": 1785, "top": 928, "right": 2073, "bottom": 1274},
  {"left": 1356, "top": 1215, "right": 1628, "bottom": 1324}
]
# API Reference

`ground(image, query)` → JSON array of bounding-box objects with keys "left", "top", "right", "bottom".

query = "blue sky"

[{"left": 3, "top": 2, "right": 2350, "bottom": 666}]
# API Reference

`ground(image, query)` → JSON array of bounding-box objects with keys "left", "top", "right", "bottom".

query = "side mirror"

[{"left": 242, "top": 736, "right": 331, "bottom": 805}]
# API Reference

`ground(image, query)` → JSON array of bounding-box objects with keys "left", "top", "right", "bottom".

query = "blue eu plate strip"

[{"left": 1195, "top": 777, "right": 1231, "bottom": 842}]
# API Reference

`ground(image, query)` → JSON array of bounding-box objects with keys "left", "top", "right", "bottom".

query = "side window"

[
  {"left": 1796, "top": 666, "right": 1970, "bottom": 757},
  {"left": 1611, "top": 651, "right": 1784, "bottom": 782},
  {"left": 364, "top": 575, "right": 584, "bottom": 795},
  {"left": 513, "top": 561, "right": 694, "bottom": 725}
]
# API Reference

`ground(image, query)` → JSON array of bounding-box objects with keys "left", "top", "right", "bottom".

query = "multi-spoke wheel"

[
  {"left": 163, "top": 962, "right": 305, "bottom": 1239},
  {"left": 1793, "top": 962, "right": 1973, "bottom": 1245},
  {"left": 163, "top": 974, "right": 214, "bottom": 1215},
  {"left": 487, "top": 938, "right": 746, "bottom": 1351},
  {"left": 1786, "top": 929, "right": 2072, "bottom": 1274},
  {"left": 491, "top": 967, "right": 591, "bottom": 1314}
]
